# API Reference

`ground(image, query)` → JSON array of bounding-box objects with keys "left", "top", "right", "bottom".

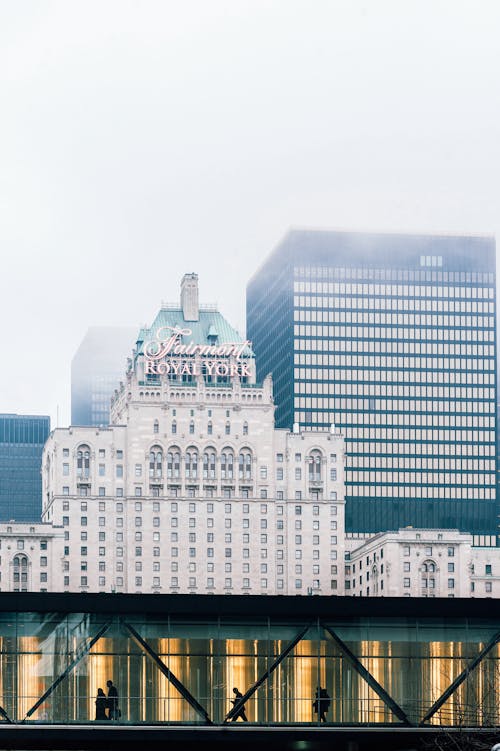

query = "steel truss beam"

[
  {"left": 224, "top": 623, "right": 311, "bottom": 723},
  {"left": 123, "top": 622, "right": 212, "bottom": 725},
  {"left": 420, "top": 629, "right": 500, "bottom": 725},
  {"left": 321, "top": 622, "right": 413, "bottom": 726},
  {"left": 24, "top": 621, "right": 111, "bottom": 721}
]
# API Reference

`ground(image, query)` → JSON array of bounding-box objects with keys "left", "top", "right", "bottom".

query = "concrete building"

[
  {"left": 2, "top": 275, "right": 346, "bottom": 594},
  {"left": 346, "top": 528, "right": 500, "bottom": 598},
  {"left": 247, "top": 229, "right": 497, "bottom": 539},
  {"left": 71, "top": 326, "right": 137, "bottom": 426},
  {"left": 0, "top": 413, "right": 50, "bottom": 521}
]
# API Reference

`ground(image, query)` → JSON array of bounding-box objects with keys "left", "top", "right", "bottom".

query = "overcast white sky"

[{"left": 1, "top": 0, "right": 499, "bottom": 427}]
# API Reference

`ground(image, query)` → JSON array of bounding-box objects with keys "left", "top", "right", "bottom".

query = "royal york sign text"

[{"left": 144, "top": 326, "right": 252, "bottom": 377}]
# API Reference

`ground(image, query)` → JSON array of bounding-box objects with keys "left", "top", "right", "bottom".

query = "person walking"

[
  {"left": 313, "top": 686, "right": 330, "bottom": 723},
  {"left": 106, "top": 679, "right": 120, "bottom": 720},
  {"left": 230, "top": 687, "right": 248, "bottom": 722},
  {"left": 95, "top": 688, "right": 108, "bottom": 721}
]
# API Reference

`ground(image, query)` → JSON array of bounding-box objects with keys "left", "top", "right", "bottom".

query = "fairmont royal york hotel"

[{"left": 1, "top": 275, "right": 345, "bottom": 595}]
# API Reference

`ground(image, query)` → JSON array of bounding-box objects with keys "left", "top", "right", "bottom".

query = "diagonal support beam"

[
  {"left": 124, "top": 621, "right": 212, "bottom": 725},
  {"left": 420, "top": 629, "right": 500, "bottom": 725},
  {"left": 224, "top": 623, "right": 311, "bottom": 723},
  {"left": 24, "top": 621, "right": 111, "bottom": 720},
  {"left": 0, "top": 705, "right": 12, "bottom": 723},
  {"left": 321, "top": 622, "right": 413, "bottom": 726}
]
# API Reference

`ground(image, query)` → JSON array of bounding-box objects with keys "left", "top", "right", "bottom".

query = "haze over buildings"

[{"left": 247, "top": 229, "right": 497, "bottom": 538}]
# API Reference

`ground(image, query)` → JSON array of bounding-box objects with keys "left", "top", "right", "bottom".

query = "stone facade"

[
  {"left": 346, "top": 528, "right": 500, "bottom": 598},
  {"left": 0, "top": 275, "right": 346, "bottom": 594}
]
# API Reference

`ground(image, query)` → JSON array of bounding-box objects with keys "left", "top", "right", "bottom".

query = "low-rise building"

[{"left": 346, "top": 528, "right": 500, "bottom": 598}]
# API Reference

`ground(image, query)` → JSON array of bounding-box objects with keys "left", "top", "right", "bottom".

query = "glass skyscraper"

[
  {"left": 0, "top": 414, "right": 50, "bottom": 521},
  {"left": 247, "top": 230, "right": 497, "bottom": 538},
  {"left": 71, "top": 327, "right": 137, "bottom": 426}
]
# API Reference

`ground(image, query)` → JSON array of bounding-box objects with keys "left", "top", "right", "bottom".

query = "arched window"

[
  {"left": 238, "top": 450, "right": 252, "bottom": 480},
  {"left": 185, "top": 449, "right": 198, "bottom": 480},
  {"left": 167, "top": 449, "right": 181, "bottom": 479},
  {"left": 207, "top": 421, "right": 213, "bottom": 436},
  {"left": 171, "top": 421, "right": 177, "bottom": 435},
  {"left": 77, "top": 445, "right": 91, "bottom": 478},
  {"left": 221, "top": 450, "right": 234, "bottom": 480},
  {"left": 203, "top": 449, "right": 216, "bottom": 480},
  {"left": 225, "top": 422, "right": 231, "bottom": 435},
  {"left": 189, "top": 420, "right": 195, "bottom": 435},
  {"left": 308, "top": 450, "right": 322, "bottom": 482},
  {"left": 421, "top": 559, "right": 437, "bottom": 594},
  {"left": 149, "top": 446, "right": 163, "bottom": 478},
  {"left": 13, "top": 554, "right": 29, "bottom": 591},
  {"left": 242, "top": 422, "right": 248, "bottom": 436},
  {"left": 153, "top": 420, "right": 159, "bottom": 434}
]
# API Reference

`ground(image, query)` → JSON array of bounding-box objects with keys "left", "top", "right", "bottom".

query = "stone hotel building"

[{"left": 2, "top": 275, "right": 345, "bottom": 594}]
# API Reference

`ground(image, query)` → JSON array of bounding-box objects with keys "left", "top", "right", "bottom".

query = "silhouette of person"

[
  {"left": 313, "top": 686, "right": 330, "bottom": 722},
  {"left": 106, "top": 679, "right": 120, "bottom": 720},
  {"left": 95, "top": 688, "right": 108, "bottom": 721},
  {"left": 231, "top": 687, "right": 248, "bottom": 722}
]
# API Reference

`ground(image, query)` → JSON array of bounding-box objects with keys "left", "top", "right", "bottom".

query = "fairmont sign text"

[{"left": 144, "top": 326, "right": 252, "bottom": 377}]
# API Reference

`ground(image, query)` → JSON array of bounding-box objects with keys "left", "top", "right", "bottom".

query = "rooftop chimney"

[{"left": 181, "top": 273, "right": 199, "bottom": 321}]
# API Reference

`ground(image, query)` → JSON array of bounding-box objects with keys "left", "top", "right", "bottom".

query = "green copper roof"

[{"left": 135, "top": 307, "right": 254, "bottom": 356}]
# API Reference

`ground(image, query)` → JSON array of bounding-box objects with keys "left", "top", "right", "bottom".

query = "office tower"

[
  {"left": 0, "top": 413, "right": 50, "bottom": 521},
  {"left": 71, "top": 326, "right": 137, "bottom": 426},
  {"left": 247, "top": 230, "right": 497, "bottom": 538}
]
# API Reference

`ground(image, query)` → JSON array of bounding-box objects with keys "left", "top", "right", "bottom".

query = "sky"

[{"left": 1, "top": 0, "right": 499, "bottom": 427}]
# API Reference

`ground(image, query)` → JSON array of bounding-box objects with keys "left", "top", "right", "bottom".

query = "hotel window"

[
  {"left": 116, "top": 450, "right": 123, "bottom": 459},
  {"left": 63, "top": 463, "right": 69, "bottom": 476},
  {"left": 295, "top": 468, "right": 302, "bottom": 480},
  {"left": 135, "top": 464, "right": 142, "bottom": 477},
  {"left": 239, "top": 451, "right": 252, "bottom": 480},
  {"left": 171, "top": 577, "right": 178, "bottom": 587},
  {"left": 243, "top": 422, "right": 248, "bottom": 435},
  {"left": 172, "top": 421, "right": 177, "bottom": 434},
  {"left": 153, "top": 420, "right": 159, "bottom": 434},
  {"left": 448, "top": 547, "right": 455, "bottom": 557},
  {"left": 225, "top": 578, "right": 232, "bottom": 588},
  {"left": 149, "top": 447, "right": 163, "bottom": 478},
  {"left": 76, "top": 446, "right": 90, "bottom": 479},
  {"left": 63, "top": 487, "right": 69, "bottom": 496},
  {"left": 185, "top": 451, "right": 198, "bottom": 481},
  {"left": 404, "top": 578, "right": 410, "bottom": 588},
  {"left": 221, "top": 451, "right": 234, "bottom": 480},
  {"left": 486, "top": 581, "right": 493, "bottom": 593},
  {"left": 308, "top": 450, "right": 322, "bottom": 481},
  {"left": 63, "top": 448, "right": 69, "bottom": 457},
  {"left": 98, "top": 464, "right": 105, "bottom": 476},
  {"left": 448, "top": 578, "right": 455, "bottom": 589},
  {"left": 207, "top": 421, "right": 213, "bottom": 435},
  {"left": 225, "top": 422, "right": 231, "bottom": 435}
]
